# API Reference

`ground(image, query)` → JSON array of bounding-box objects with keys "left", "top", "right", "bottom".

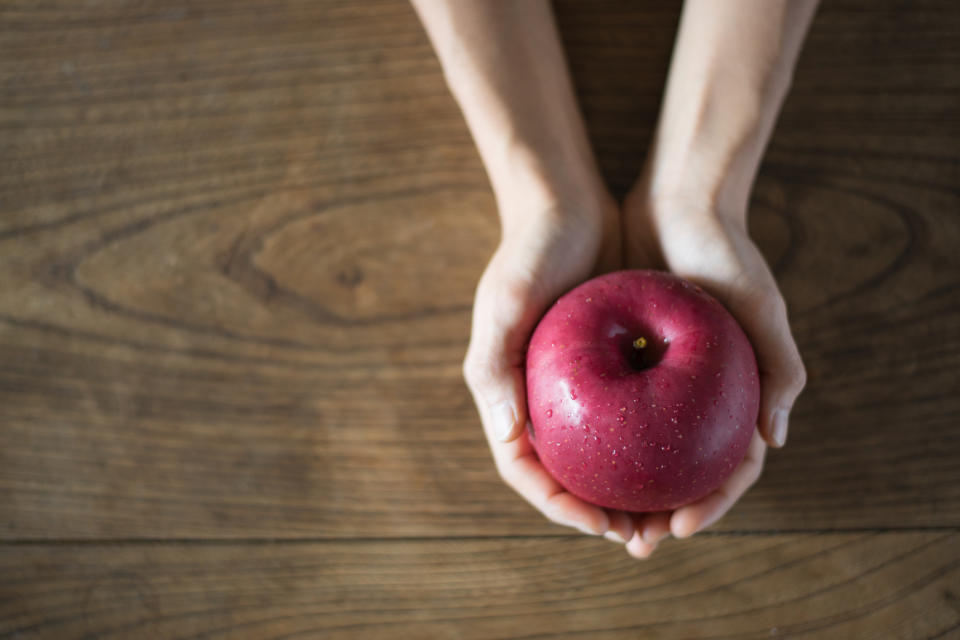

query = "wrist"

[
  {"left": 643, "top": 56, "right": 795, "bottom": 227},
  {"left": 489, "top": 142, "right": 613, "bottom": 237},
  {"left": 641, "top": 90, "right": 775, "bottom": 227},
  {"left": 635, "top": 142, "right": 754, "bottom": 232}
]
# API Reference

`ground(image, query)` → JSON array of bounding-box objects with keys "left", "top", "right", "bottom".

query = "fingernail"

[
  {"left": 772, "top": 408, "right": 789, "bottom": 447},
  {"left": 492, "top": 401, "right": 516, "bottom": 442},
  {"left": 604, "top": 530, "right": 627, "bottom": 543}
]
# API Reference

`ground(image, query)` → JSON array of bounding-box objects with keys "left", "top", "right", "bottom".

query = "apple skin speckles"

[{"left": 525, "top": 269, "right": 759, "bottom": 512}]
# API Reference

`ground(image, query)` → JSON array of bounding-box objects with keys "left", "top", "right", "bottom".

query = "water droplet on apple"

[{"left": 545, "top": 409, "right": 553, "bottom": 418}]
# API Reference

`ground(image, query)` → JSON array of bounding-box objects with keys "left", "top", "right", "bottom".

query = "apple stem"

[{"left": 633, "top": 337, "right": 647, "bottom": 350}]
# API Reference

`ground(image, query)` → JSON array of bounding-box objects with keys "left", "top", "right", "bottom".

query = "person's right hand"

[{"left": 463, "top": 197, "right": 637, "bottom": 544}]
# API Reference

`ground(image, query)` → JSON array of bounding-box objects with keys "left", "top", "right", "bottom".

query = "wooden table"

[{"left": 2, "top": 1, "right": 958, "bottom": 638}]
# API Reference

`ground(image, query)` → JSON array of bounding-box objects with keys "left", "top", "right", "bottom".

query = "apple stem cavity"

[{"left": 628, "top": 334, "right": 665, "bottom": 371}]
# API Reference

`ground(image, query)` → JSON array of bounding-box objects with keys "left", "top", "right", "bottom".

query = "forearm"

[
  {"left": 411, "top": 0, "right": 607, "bottom": 228},
  {"left": 645, "top": 0, "right": 818, "bottom": 221}
]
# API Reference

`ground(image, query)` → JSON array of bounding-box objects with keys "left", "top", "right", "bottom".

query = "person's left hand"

[{"left": 609, "top": 184, "right": 807, "bottom": 559}]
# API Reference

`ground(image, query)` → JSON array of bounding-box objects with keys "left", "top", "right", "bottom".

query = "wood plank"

[
  {"left": 2, "top": 533, "right": 958, "bottom": 639},
  {"left": 1, "top": 0, "right": 959, "bottom": 539}
]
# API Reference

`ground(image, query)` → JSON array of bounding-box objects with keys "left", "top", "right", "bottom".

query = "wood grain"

[
  {"left": 2, "top": 0, "right": 958, "bottom": 540},
  {"left": 0, "top": 1, "right": 960, "bottom": 539},
  {"left": 2, "top": 1, "right": 959, "bottom": 638},
  {"left": 2, "top": 533, "right": 959, "bottom": 639}
]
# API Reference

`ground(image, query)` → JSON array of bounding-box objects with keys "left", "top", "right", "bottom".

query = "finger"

[
  {"left": 465, "top": 358, "right": 526, "bottom": 443},
  {"left": 726, "top": 284, "right": 807, "bottom": 448},
  {"left": 471, "top": 358, "right": 609, "bottom": 537},
  {"left": 625, "top": 529, "right": 658, "bottom": 559},
  {"left": 670, "top": 430, "right": 767, "bottom": 538},
  {"left": 624, "top": 512, "right": 666, "bottom": 559},
  {"left": 472, "top": 371, "right": 608, "bottom": 535},
  {"left": 634, "top": 511, "right": 672, "bottom": 546},
  {"left": 604, "top": 510, "right": 635, "bottom": 544},
  {"left": 465, "top": 254, "right": 610, "bottom": 536},
  {"left": 497, "top": 444, "right": 610, "bottom": 535}
]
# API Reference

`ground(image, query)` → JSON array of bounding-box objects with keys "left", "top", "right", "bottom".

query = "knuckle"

[
  {"left": 480, "top": 268, "right": 531, "bottom": 307},
  {"left": 747, "top": 461, "right": 764, "bottom": 486},
  {"left": 541, "top": 502, "right": 566, "bottom": 525},
  {"left": 499, "top": 275, "right": 532, "bottom": 303},
  {"left": 548, "top": 514, "right": 572, "bottom": 530},
  {"left": 790, "top": 361, "right": 808, "bottom": 392},
  {"left": 462, "top": 357, "right": 478, "bottom": 389},
  {"left": 463, "top": 350, "right": 493, "bottom": 387},
  {"left": 465, "top": 359, "right": 498, "bottom": 393},
  {"left": 496, "top": 279, "right": 536, "bottom": 322},
  {"left": 775, "top": 349, "right": 807, "bottom": 396},
  {"left": 734, "top": 467, "right": 762, "bottom": 497},
  {"left": 751, "top": 286, "right": 787, "bottom": 317},
  {"left": 725, "top": 278, "right": 781, "bottom": 319},
  {"left": 462, "top": 353, "right": 480, "bottom": 385},
  {"left": 495, "top": 462, "right": 518, "bottom": 489}
]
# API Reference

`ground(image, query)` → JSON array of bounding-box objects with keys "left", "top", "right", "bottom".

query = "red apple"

[{"left": 525, "top": 270, "right": 759, "bottom": 512}]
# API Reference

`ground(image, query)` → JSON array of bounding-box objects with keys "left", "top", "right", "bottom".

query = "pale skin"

[{"left": 411, "top": 0, "right": 816, "bottom": 558}]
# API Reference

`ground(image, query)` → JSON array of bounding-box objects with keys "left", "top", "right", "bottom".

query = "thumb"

[
  {"left": 464, "top": 273, "right": 540, "bottom": 443},
  {"left": 729, "top": 286, "right": 807, "bottom": 448},
  {"left": 464, "top": 356, "right": 527, "bottom": 443}
]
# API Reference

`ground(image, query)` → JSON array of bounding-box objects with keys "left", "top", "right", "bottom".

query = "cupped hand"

[
  {"left": 618, "top": 186, "right": 807, "bottom": 558},
  {"left": 464, "top": 184, "right": 805, "bottom": 556},
  {"left": 463, "top": 197, "right": 638, "bottom": 543}
]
